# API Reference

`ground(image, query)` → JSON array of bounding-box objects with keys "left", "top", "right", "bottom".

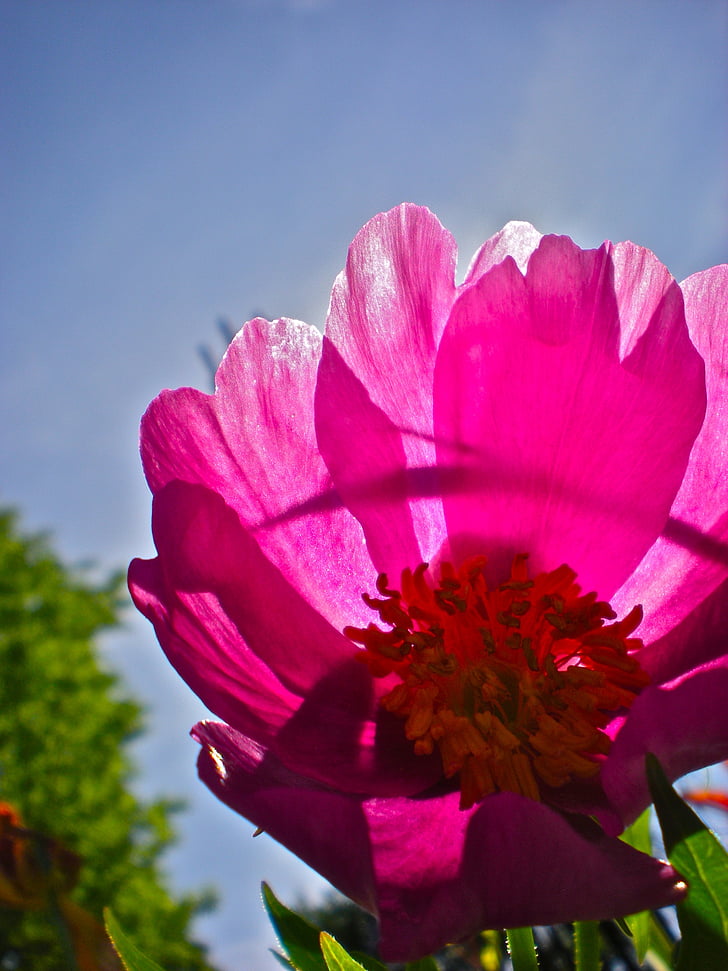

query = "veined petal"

[
  {"left": 315, "top": 343, "right": 425, "bottom": 579},
  {"left": 315, "top": 204, "right": 456, "bottom": 579},
  {"left": 140, "top": 317, "right": 374, "bottom": 632},
  {"left": 130, "top": 482, "right": 440, "bottom": 797},
  {"left": 613, "top": 263, "right": 728, "bottom": 645},
  {"left": 434, "top": 236, "right": 706, "bottom": 595},
  {"left": 462, "top": 219, "right": 542, "bottom": 283}
]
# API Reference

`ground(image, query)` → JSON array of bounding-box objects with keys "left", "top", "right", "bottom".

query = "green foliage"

[
  {"left": 263, "top": 885, "right": 389, "bottom": 971},
  {"left": 106, "top": 910, "right": 167, "bottom": 971},
  {"left": 295, "top": 891, "right": 380, "bottom": 965},
  {"left": 320, "top": 933, "right": 368, "bottom": 971},
  {"left": 647, "top": 754, "right": 728, "bottom": 971},
  {"left": 104, "top": 907, "right": 168, "bottom": 971},
  {"left": 264, "top": 882, "right": 330, "bottom": 971},
  {"left": 0, "top": 510, "right": 215, "bottom": 970}
]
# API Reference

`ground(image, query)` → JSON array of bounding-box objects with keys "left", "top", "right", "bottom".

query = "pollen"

[{"left": 345, "top": 555, "right": 649, "bottom": 810}]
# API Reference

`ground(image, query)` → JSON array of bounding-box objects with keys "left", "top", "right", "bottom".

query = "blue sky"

[{"left": 1, "top": 0, "right": 726, "bottom": 967}]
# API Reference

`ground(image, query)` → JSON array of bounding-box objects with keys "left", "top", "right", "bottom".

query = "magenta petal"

[
  {"left": 602, "top": 657, "right": 728, "bottom": 824},
  {"left": 129, "top": 554, "right": 299, "bottom": 743},
  {"left": 195, "top": 721, "right": 378, "bottom": 913},
  {"left": 434, "top": 236, "right": 706, "bottom": 595},
  {"left": 613, "top": 264, "right": 728, "bottom": 644},
  {"left": 463, "top": 219, "right": 542, "bottom": 284},
  {"left": 637, "top": 575, "right": 728, "bottom": 683},
  {"left": 143, "top": 481, "right": 356, "bottom": 695},
  {"left": 140, "top": 317, "right": 374, "bottom": 632},
  {"left": 315, "top": 341, "right": 424, "bottom": 579},
  {"left": 315, "top": 204, "right": 457, "bottom": 577},
  {"left": 375, "top": 794, "right": 683, "bottom": 962},
  {"left": 196, "top": 722, "right": 684, "bottom": 964},
  {"left": 132, "top": 482, "right": 439, "bottom": 797}
]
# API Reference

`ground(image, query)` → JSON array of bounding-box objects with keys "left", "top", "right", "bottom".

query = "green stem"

[
  {"left": 505, "top": 926, "right": 539, "bottom": 971},
  {"left": 574, "top": 921, "right": 600, "bottom": 971}
]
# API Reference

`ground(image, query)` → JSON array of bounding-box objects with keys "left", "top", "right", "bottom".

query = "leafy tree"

[{"left": 0, "top": 510, "right": 216, "bottom": 970}]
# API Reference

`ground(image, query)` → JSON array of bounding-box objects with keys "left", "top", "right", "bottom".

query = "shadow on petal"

[
  {"left": 273, "top": 656, "right": 442, "bottom": 798},
  {"left": 195, "top": 721, "right": 378, "bottom": 914}
]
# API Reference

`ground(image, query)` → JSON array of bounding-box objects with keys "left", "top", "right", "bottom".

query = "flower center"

[{"left": 345, "top": 555, "right": 649, "bottom": 809}]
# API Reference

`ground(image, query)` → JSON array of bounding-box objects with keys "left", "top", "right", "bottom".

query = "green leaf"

[
  {"left": 104, "top": 909, "right": 167, "bottom": 971},
  {"left": 506, "top": 926, "right": 539, "bottom": 971},
  {"left": 262, "top": 883, "right": 327, "bottom": 971},
  {"left": 262, "top": 885, "right": 390, "bottom": 971},
  {"left": 351, "top": 953, "right": 388, "bottom": 971},
  {"left": 320, "top": 933, "right": 368, "bottom": 971},
  {"left": 623, "top": 911, "right": 675, "bottom": 971},
  {"left": 627, "top": 914, "right": 674, "bottom": 971},
  {"left": 270, "top": 951, "right": 296, "bottom": 970},
  {"left": 647, "top": 754, "right": 728, "bottom": 971},
  {"left": 620, "top": 808, "right": 675, "bottom": 968},
  {"left": 623, "top": 905, "right": 649, "bottom": 962},
  {"left": 621, "top": 805, "right": 653, "bottom": 855},
  {"left": 574, "top": 921, "right": 600, "bottom": 971},
  {"left": 621, "top": 809, "right": 653, "bottom": 962},
  {"left": 404, "top": 958, "right": 439, "bottom": 971}
]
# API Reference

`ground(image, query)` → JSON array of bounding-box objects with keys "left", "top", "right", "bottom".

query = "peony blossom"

[{"left": 129, "top": 205, "right": 728, "bottom": 961}]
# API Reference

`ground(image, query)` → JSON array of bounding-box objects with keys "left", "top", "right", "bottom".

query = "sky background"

[{"left": 1, "top": 0, "right": 727, "bottom": 967}]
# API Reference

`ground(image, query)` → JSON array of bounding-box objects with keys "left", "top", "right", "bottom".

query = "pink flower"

[{"left": 129, "top": 205, "right": 728, "bottom": 961}]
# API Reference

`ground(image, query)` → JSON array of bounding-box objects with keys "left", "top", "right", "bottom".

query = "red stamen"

[{"left": 346, "top": 555, "right": 649, "bottom": 809}]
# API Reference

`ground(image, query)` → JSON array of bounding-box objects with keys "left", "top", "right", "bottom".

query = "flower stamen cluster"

[{"left": 346, "top": 555, "right": 649, "bottom": 809}]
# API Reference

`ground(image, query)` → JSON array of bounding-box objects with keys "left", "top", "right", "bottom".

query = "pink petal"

[
  {"left": 374, "top": 793, "right": 683, "bottom": 962},
  {"left": 315, "top": 204, "right": 457, "bottom": 579},
  {"left": 129, "top": 555, "right": 300, "bottom": 741},
  {"left": 613, "top": 264, "right": 728, "bottom": 644},
  {"left": 196, "top": 721, "right": 684, "bottom": 964},
  {"left": 131, "top": 482, "right": 439, "bottom": 797},
  {"left": 463, "top": 219, "right": 542, "bottom": 284},
  {"left": 315, "top": 344, "right": 424, "bottom": 578},
  {"left": 140, "top": 317, "right": 374, "bottom": 633},
  {"left": 433, "top": 236, "right": 706, "bottom": 596},
  {"left": 195, "top": 721, "right": 378, "bottom": 913},
  {"left": 637, "top": 575, "right": 728, "bottom": 683},
  {"left": 602, "top": 656, "right": 728, "bottom": 825},
  {"left": 135, "top": 481, "right": 356, "bottom": 695}
]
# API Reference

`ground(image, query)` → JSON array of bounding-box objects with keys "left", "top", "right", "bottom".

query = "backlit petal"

[
  {"left": 613, "top": 264, "right": 728, "bottom": 645},
  {"left": 434, "top": 236, "right": 706, "bottom": 595},
  {"left": 197, "top": 721, "right": 684, "bottom": 964},
  {"left": 140, "top": 317, "right": 374, "bottom": 632},
  {"left": 316, "top": 204, "right": 456, "bottom": 578},
  {"left": 602, "top": 657, "right": 728, "bottom": 825}
]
